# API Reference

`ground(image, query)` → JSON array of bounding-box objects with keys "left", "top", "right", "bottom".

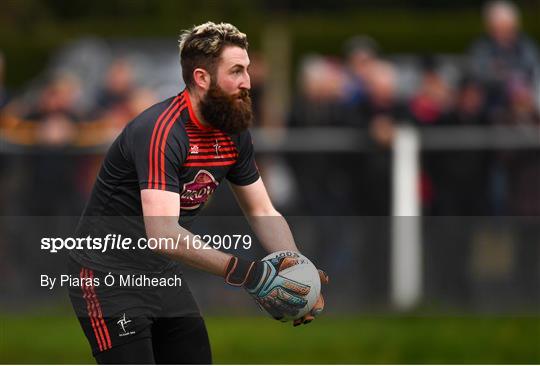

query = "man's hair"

[
  {"left": 483, "top": 0, "right": 519, "bottom": 22},
  {"left": 178, "top": 22, "right": 248, "bottom": 89}
]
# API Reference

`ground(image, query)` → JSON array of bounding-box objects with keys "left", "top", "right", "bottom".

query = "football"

[{"left": 262, "top": 250, "right": 321, "bottom": 321}]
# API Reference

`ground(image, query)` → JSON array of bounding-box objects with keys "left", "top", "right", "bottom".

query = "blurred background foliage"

[{"left": 1, "top": 0, "right": 539, "bottom": 89}]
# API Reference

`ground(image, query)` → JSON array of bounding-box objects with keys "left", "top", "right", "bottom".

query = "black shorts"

[{"left": 67, "top": 257, "right": 209, "bottom": 362}]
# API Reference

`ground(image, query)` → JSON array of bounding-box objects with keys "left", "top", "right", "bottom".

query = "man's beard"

[{"left": 199, "top": 83, "right": 253, "bottom": 134}]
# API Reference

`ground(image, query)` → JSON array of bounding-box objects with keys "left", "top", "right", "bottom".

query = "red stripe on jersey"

[
  {"left": 152, "top": 99, "right": 185, "bottom": 189},
  {"left": 188, "top": 137, "right": 232, "bottom": 143},
  {"left": 186, "top": 153, "right": 238, "bottom": 160},
  {"left": 148, "top": 95, "right": 182, "bottom": 189},
  {"left": 186, "top": 136, "right": 229, "bottom": 142},
  {"left": 185, "top": 126, "right": 222, "bottom": 131},
  {"left": 184, "top": 128, "right": 221, "bottom": 135},
  {"left": 88, "top": 270, "right": 112, "bottom": 350},
  {"left": 184, "top": 160, "right": 237, "bottom": 167},
  {"left": 185, "top": 91, "right": 212, "bottom": 131},
  {"left": 184, "top": 128, "right": 223, "bottom": 132},
  {"left": 185, "top": 127, "right": 224, "bottom": 132},
  {"left": 187, "top": 131, "right": 228, "bottom": 139},
  {"left": 185, "top": 127, "right": 225, "bottom": 133},
  {"left": 81, "top": 268, "right": 104, "bottom": 352},
  {"left": 189, "top": 141, "right": 235, "bottom": 148},
  {"left": 159, "top": 105, "right": 186, "bottom": 189},
  {"left": 191, "top": 146, "right": 237, "bottom": 153}
]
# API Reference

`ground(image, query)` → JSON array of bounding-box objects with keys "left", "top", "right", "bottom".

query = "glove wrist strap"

[{"left": 224, "top": 256, "right": 263, "bottom": 288}]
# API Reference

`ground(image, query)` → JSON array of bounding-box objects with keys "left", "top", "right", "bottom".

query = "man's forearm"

[
  {"left": 247, "top": 213, "right": 300, "bottom": 254},
  {"left": 144, "top": 217, "right": 232, "bottom": 276}
]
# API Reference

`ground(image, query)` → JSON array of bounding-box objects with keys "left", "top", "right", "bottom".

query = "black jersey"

[{"left": 70, "top": 90, "right": 259, "bottom": 273}]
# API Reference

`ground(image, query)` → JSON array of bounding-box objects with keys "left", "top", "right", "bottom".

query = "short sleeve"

[
  {"left": 130, "top": 116, "right": 187, "bottom": 193},
  {"left": 227, "top": 130, "right": 260, "bottom": 186}
]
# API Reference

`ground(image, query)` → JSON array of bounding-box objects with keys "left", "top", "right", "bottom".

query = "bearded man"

[{"left": 67, "top": 22, "right": 327, "bottom": 364}]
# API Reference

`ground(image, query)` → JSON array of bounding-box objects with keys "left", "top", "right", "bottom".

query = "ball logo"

[
  {"left": 270, "top": 251, "right": 308, "bottom": 266},
  {"left": 181, "top": 170, "right": 218, "bottom": 210}
]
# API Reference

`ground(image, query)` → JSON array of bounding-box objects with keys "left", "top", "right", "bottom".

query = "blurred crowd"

[
  {"left": 0, "top": 0, "right": 538, "bottom": 217},
  {"left": 0, "top": 55, "right": 160, "bottom": 215},
  {"left": 275, "top": 0, "right": 540, "bottom": 216}
]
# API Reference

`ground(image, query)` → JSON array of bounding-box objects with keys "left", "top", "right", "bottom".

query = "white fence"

[
  {"left": 1, "top": 125, "right": 539, "bottom": 309},
  {"left": 251, "top": 125, "right": 539, "bottom": 310}
]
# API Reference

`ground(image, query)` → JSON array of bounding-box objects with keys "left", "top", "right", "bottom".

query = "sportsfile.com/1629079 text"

[{"left": 40, "top": 234, "right": 252, "bottom": 253}]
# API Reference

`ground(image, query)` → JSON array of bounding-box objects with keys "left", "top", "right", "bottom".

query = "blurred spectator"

[
  {"left": 468, "top": 1, "right": 540, "bottom": 215},
  {"left": 425, "top": 78, "right": 491, "bottom": 215},
  {"left": 125, "top": 88, "right": 158, "bottom": 117},
  {"left": 355, "top": 61, "right": 409, "bottom": 215},
  {"left": 92, "top": 58, "right": 157, "bottom": 137},
  {"left": 95, "top": 58, "right": 135, "bottom": 112},
  {"left": 492, "top": 78, "right": 540, "bottom": 215},
  {"left": 468, "top": 0, "right": 540, "bottom": 117},
  {"left": 289, "top": 55, "right": 348, "bottom": 127},
  {"left": 448, "top": 77, "right": 489, "bottom": 126},
  {"left": 494, "top": 78, "right": 540, "bottom": 126},
  {"left": 77, "top": 60, "right": 156, "bottom": 200},
  {"left": 287, "top": 55, "right": 355, "bottom": 215},
  {"left": 247, "top": 52, "right": 269, "bottom": 125},
  {"left": 342, "top": 35, "right": 379, "bottom": 109},
  {"left": 19, "top": 73, "right": 83, "bottom": 215},
  {"left": 361, "top": 61, "right": 409, "bottom": 147},
  {"left": 409, "top": 57, "right": 454, "bottom": 126},
  {"left": 25, "top": 72, "right": 81, "bottom": 144}
]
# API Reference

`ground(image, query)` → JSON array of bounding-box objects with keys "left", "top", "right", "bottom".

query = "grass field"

[{"left": 1, "top": 314, "right": 539, "bottom": 364}]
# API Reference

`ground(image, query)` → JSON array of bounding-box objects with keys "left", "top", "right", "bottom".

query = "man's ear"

[{"left": 193, "top": 68, "right": 211, "bottom": 91}]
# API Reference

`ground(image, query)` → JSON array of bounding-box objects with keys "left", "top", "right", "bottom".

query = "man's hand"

[
  {"left": 224, "top": 256, "right": 310, "bottom": 320},
  {"left": 293, "top": 269, "right": 329, "bottom": 326}
]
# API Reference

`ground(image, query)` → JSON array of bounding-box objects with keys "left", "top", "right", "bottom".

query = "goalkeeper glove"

[
  {"left": 224, "top": 255, "right": 310, "bottom": 320},
  {"left": 293, "top": 269, "right": 329, "bottom": 326}
]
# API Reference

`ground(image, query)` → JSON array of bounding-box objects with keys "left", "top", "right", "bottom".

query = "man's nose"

[{"left": 239, "top": 72, "right": 251, "bottom": 90}]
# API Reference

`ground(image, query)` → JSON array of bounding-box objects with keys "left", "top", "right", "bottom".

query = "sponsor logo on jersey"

[
  {"left": 190, "top": 145, "right": 199, "bottom": 154},
  {"left": 180, "top": 170, "right": 218, "bottom": 210}
]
